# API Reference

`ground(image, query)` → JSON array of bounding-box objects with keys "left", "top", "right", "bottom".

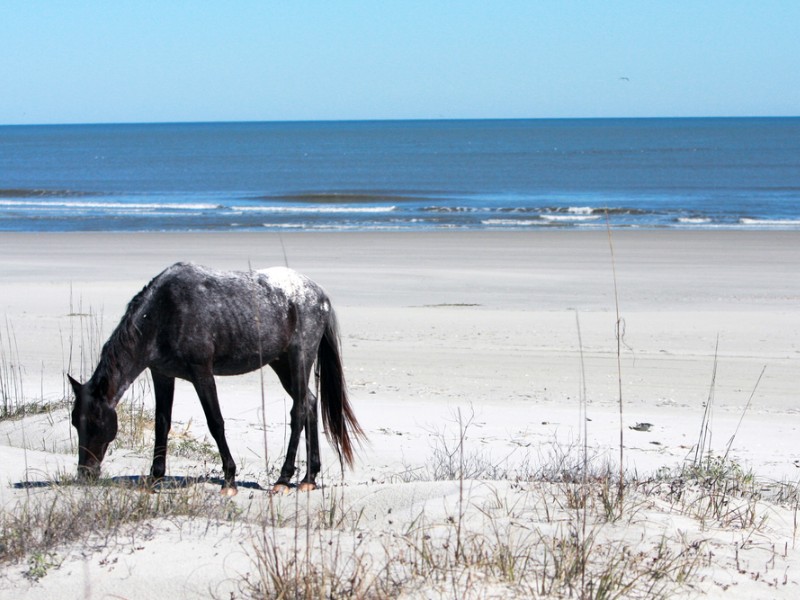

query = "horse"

[{"left": 68, "top": 262, "right": 364, "bottom": 496}]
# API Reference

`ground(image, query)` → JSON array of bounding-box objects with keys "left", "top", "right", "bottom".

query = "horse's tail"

[{"left": 317, "top": 308, "right": 364, "bottom": 469}]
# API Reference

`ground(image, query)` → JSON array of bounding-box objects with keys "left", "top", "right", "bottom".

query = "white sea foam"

[
  {"left": 678, "top": 217, "right": 712, "bottom": 224},
  {"left": 481, "top": 219, "right": 540, "bottom": 227},
  {"left": 567, "top": 206, "right": 594, "bottom": 215},
  {"left": 739, "top": 218, "right": 800, "bottom": 227},
  {"left": 232, "top": 205, "right": 397, "bottom": 214},
  {"left": 0, "top": 199, "right": 220, "bottom": 211},
  {"left": 540, "top": 214, "right": 602, "bottom": 222}
]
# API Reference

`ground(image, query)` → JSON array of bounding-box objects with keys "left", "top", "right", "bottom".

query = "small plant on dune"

[
  {"left": 244, "top": 488, "right": 382, "bottom": 599},
  {"left": 246, "top": 525, "right": 381, "bottom": 600},
  {"left": 397, "top": 408, "right": 513, "bottom": 483},
  {"left": 111, "top": 377, "right": 155, "bottom": 453},
  {"left": 654, "top": 345, "right": 770, "bottom": 530},
  {"left": 653, "top": 456, "right": 764, "bottom": 530},
  {"left": 168, "top": 423, "right": 219, "bottom": 462},
  {"left": 0, "top": 397, "right": 68, "bottom": 423},
  {"left": 23, "top": 551, "right": 60, "bottom": 582},
  {"left": 1, "top": 318, "right": 26, "bottom": 418}
]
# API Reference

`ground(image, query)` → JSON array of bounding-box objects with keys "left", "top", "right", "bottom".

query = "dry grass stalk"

[{"left": 605, "top": 209, "right": 626, "bottom": 513}]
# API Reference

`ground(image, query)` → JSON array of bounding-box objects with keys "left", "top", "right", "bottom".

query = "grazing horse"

[{"left": 68, "top": 262, "right": 363, "bottom": 496}]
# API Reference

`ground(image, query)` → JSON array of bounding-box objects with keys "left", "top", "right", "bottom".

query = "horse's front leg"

[
  {"left": 191, "top": 369, "right": 238, "bottom": 496},
  {"left": 149, "top": 370, "right": 175, "bottom": 484}
]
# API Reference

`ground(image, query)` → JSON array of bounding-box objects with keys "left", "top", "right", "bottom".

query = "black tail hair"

[{"left": 316, "top": 310, "right": 364, "bottom": 468}]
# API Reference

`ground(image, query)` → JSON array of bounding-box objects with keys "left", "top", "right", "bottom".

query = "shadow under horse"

[{"left": 68, "top": 262, "right": 364, "bottom": 496}]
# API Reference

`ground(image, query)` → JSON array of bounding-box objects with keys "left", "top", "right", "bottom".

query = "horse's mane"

[{"left": 91, "top": 278, "right": 155, "bottom": 396}]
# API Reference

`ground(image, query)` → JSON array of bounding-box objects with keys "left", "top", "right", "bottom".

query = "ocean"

[{"left": 1, "top": 118, "right": 799, "bottom": 232}]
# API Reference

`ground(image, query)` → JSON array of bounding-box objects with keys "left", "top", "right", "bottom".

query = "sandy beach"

[{"left": 2, "top": 230, "right": 800, "bottom": 598}]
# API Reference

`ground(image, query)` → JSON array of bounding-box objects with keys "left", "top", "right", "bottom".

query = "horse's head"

[{"left": 68, "top": 375, "right": 118, "bottom": 480}]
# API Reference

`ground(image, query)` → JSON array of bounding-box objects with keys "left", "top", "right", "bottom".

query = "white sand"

[{"left": 1, "top": 230, "right": 799, "bottom": 598}]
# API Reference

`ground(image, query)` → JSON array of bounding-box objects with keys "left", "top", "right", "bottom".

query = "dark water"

[{"left": 1, "top": 118, "right": 799, "bottom": 231}]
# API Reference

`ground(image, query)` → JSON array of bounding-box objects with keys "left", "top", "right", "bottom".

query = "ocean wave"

[
  {"left": 583, "top": 206, "right": 651, "bottom": 216},
  {"left": 517, "top": 206, "right": 597, "bottom": 215},
  {"left": 231, "top": 205, "right": 397, "bottom": 214},
  {"left": 422, "top": 206, "right": 482, "bottom": 213},
  {"left": 3, "top": 191, "right": 797, "bottom": 232},
  {"left": 540, "top": 214, "right": 602, "bottom": 222},
  {"left": 0, "top": 188, "right": 100, "bottom": 198},
  {"left": 0, "top": 199, "right": 221, "bottom": 211},
  {"left": 251, "top": 191, "right": 425, "bottom": 204}
]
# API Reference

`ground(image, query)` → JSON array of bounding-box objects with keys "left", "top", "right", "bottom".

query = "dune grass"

[{"left": 0, "top": 358, "right": 792, "bottom": 599}]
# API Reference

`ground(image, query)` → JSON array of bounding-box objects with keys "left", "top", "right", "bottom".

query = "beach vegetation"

[
  {"left": 24, "top": 551, "right": 60, "bottom": 582},
  {"left": 1, "top": 319, "right": 27, "bottom": 419}
]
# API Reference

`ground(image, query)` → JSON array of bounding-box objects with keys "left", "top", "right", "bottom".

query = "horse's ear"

[{"left": 67, "top": 374, "right": 83, "bottom": 397}]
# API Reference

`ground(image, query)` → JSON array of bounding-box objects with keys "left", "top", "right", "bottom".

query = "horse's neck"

[{"left": 90, "top": 346, "right": 145, "bottom": 407}]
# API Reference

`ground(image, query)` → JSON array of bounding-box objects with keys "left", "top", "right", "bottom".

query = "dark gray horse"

[{"left": 68, "top": 262, "right": 363, "bottom": 496}]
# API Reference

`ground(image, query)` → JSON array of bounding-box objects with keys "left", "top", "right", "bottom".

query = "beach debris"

[{"left": 630, "top": 422, "right": 654, "bottom": 432}]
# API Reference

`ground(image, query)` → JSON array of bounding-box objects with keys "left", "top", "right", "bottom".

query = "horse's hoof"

[
  {"left": 298, "top": 482, "right": 316, "bottom": 492},
  {"left": 270, "top": 484, "right": 291, "bottom": 495},
  {"left": 220, "top": 487, "right": 238, "bottom": 498}
]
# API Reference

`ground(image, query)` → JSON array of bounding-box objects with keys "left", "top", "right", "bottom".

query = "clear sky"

[{"left": 1, "top": 1, "right": 798, "bottom": 125}]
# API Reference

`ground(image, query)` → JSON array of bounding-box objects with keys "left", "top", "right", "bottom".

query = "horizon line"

[{"left": 2, "top": 114, "right": 799, "bottom": 128}]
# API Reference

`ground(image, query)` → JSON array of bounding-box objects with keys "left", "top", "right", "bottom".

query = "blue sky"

[{"left": 1, "top": 1, "right": 798, "bottom": 124}]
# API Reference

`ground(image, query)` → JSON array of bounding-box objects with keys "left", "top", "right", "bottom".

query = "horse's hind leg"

[
  {"left": 299, "top": 389, "right": 321, "bottom": 491},
  {"left": 150, "top": 370, "right": 175, "bottom": 484},
  {"left": 271, "top": 351, "right": 321, "bottom": 493},
  {"left": 190, "top": 368, "right": 238, "bottom": 496}
]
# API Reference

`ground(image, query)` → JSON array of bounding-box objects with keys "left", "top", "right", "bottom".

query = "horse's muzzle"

[{"left": 77, "top": 464, "right": 101, "bottom": 481}]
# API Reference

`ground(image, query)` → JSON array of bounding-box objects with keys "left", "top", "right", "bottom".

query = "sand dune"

[{"left": 1, "top": 231, "right": 799, "bottom": 598}]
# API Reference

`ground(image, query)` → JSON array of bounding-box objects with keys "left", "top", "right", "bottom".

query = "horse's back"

[
  {"left": 156, "top": 262, "right": 325, "bottom": 299},
  {"left": 144, "top": 263, "right": 331, "bottom": 375},
  {"left": 256, "top": 266, "right": 329, "bottom": 307},
  {"left": 151, "top": 262, "right": 329, "bottom": 315}
]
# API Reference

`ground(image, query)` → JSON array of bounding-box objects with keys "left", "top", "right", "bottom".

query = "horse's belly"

[
  {"left": 211, "top": 355, "right": 269, "bottom": 376},
  {"left": 210, "top": 337, "right": 284, "bottom": 376}
]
